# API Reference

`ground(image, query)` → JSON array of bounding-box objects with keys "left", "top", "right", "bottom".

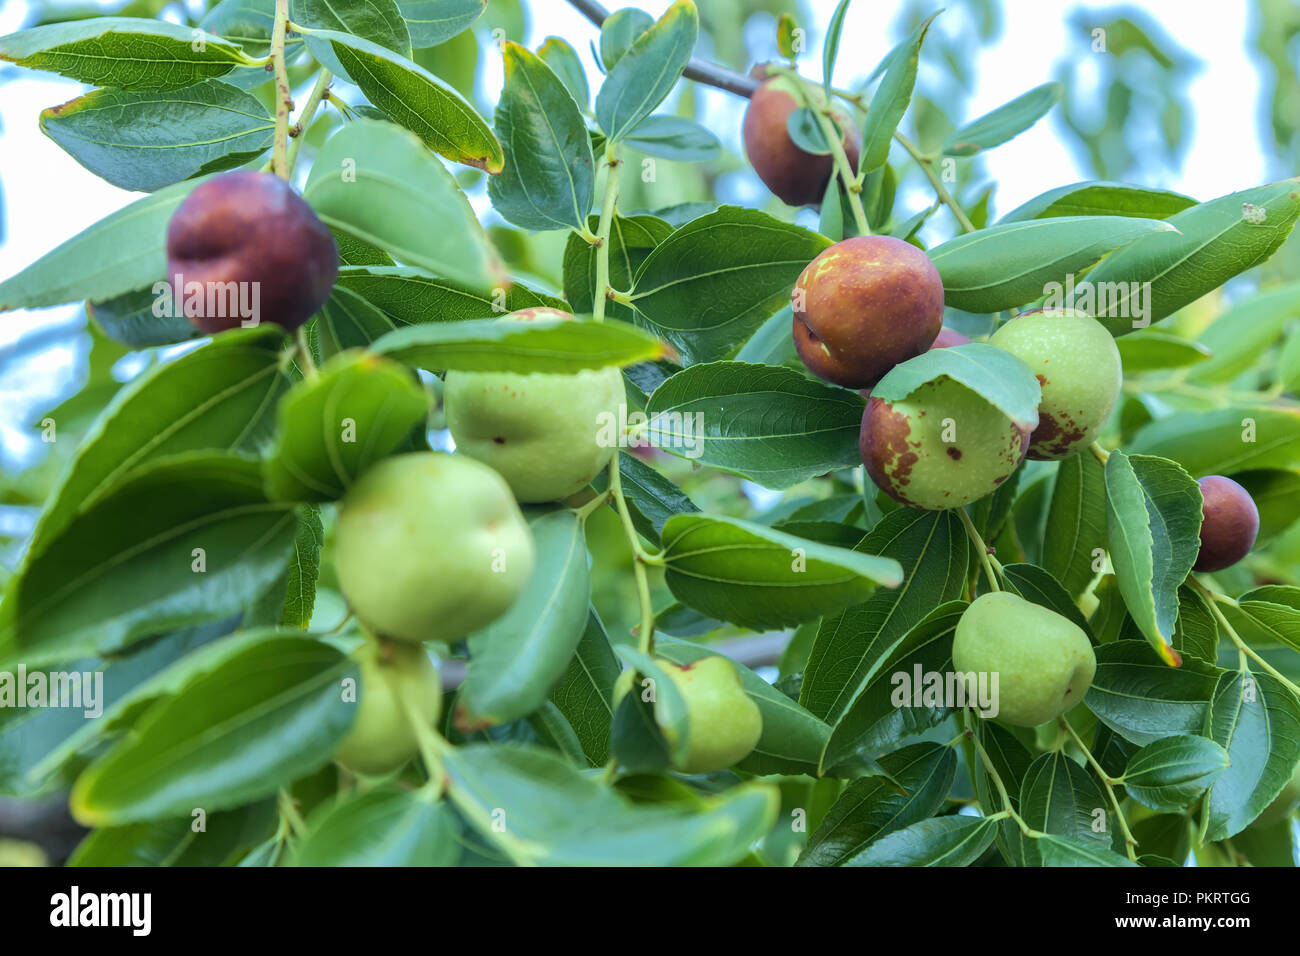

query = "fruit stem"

[
  {"left": 963, "top": 715, "right": 1015, "bottom": 816},
  {"left": 956, "top": 507, "right": 1000, "bottom": 592},
  {"left": 1089, "top": 441, "right": 1111, "bottom": 466},
  {"left": 396, "top": 675, "right": 447, "bottom": 799},
  {"left": 1192, "top": 577, "right": 1300, "bottom": 698},
  {"left": 295, "top": 326, "right": 318, "bottom": 378},
  {"left": 590, "top": 144, "right": 622, "bottom": 324},
  {"left": 893, "top": 132, "right": 978, "bottom": 234},
  {"left": 276, "top": 788, "right": 308, "bottom": 837},
  {"left": 1058, "top": 717, "right": 1140, "bottom": 861},
  {"left": 775, "top": 67, "right": 870, "bottom": 235},
  {"left": 609, "top": 453, "right": 659, "bottom": 654},
  {"left": 270, "top": 0, "right": 294, "bottom": 181},
  {"left": 286, "top": 69, "right": 333, "bottom": 175},
  {"left": 573, "top": 489, "right": 612, "bottom": 522}
]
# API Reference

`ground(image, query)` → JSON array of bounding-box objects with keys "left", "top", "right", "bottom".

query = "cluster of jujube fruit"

[
  {"left": 745, "top": 86, "right": 1262, "bottom": 728},
  {"left": 165, "top": 171, "right": 761, "bottom": 777}
]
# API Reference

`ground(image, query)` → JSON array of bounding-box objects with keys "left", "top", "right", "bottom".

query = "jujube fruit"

[
  {"left": 334, "top": 639, "right": 442, "bottom": 777},
  {"left": 792, "top": 235, "right": 945, "bottom": 389},
  {"left": 657, "top": 657, "right": 762, "bottom": 774},
  {"left": 743, "top": 74, "right": 861, "bottom": 207},
  {"left": 860, "top": 375, "right": 1033, "bottom": 510},
  {"left": 443, "top": 308, "right": 624, "bottom": 503},
  {"left": 952, "top": 591, "right": 1096, "bottom": 728},
  {"left": 165, "top": 170, "right": 338, "bottom": 334},
  {"left": 989, "top": 309, "right": 1122, "bottom": 459},
  {"left": 1193, "top": 475, "right": 1259, "bottom": 572},
  {"left": 334, "top": 452, "right": 535, "bottom": 643}
]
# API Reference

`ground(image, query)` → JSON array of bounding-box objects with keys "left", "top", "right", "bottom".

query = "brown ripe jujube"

[
  {"left": 1194, "top": 475, "right": 1260, "bottom": 572},
  {"left": 742, "top": 74, "right": 861, "bottom": 207},
  {"left": 166, "top": 170, "right": 338, "bottom": 335},
  {"left": 793, "top": 235, "right": 945, "bottom": 389}
]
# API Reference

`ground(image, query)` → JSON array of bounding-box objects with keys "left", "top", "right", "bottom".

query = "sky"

[{"left": 0, "top": 0, "right": 1275, "bottom": 478}]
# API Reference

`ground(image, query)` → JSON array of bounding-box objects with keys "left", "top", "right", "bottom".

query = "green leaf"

[
  {"left": 629, "top": 206, "right": 831, "bottom": 363},
  {"left": 592, "top": 452, "right": 699, "bottom": 544},
  {"left": 0, "top": 176, "right": 207, "bottom": 311},
  {"left": 1127, "top": 406, "right": 1300, "bottom": 476},
  {"left": 998, "top": 181, "right": 1197, "bottom": 222},
  {"left": 798, "top": 743, "right": 955, "bottom": 866},
  {"left": 623, "top": 114, "right": 722, "bottom": 163},
  {"left": 303, "top": 118, "right": 503, "bottom": 292},
  {"left": 594, "top": 0, "right": 698, "bottom": 143},
  {"left": 458, "top": 511, "right": 590, "bottom": 728},
  {"left": 654, "top": 637, "right": 832, "bottom": 777},
  {"left": 821, "top": 0, "right": 852, "bottom": 98},
  {"left": 0, "top": 454, "right": 297, "bottom": 668},
  {"left": 292, "top": 788, "right": 458, "bottom": 866},
  {"left": 1202, "top": 669, "right": 1300, "bottom": 842},
  {"left": 563, "top": 213, "right": 673, "bottom": 321},
  {"left": 1104, "top": 451, "right": 1202, "bottom": 663},
  {"left": 70, "top": 634, "right": 354, "bottom": 825},
  {"left": 69, "top": 802, "right": 275, "bottom": 866},
  {"left": 294, "top": 0, "right": 412, "bottom": 77},
  {"left": 333, "top": 264, "right": 563, "bottom": 329},
  {"left": 661, "top": 511, "right": 902, "bottom": 629},
  {"left": 1115, "top": 329, "right": 1212, "bottom": 372},
  {"left": 547, "top": 610, "right": 619, "bottom": 766},
  {"left": 1087, "top": 180, "right": 1300, "bottom": 336},
  {"left": 1043, "top": 451, "right": 1108, "bottom": 598},
  {"left": 858, "top": 12, "right": 938, "bottom": 173},
  {"left": 642, "top": 361, "right": 864, "bottom": 489},
  {"left": 1033, "top": 832, "right": 1138, "bottom": 866},
  {"left": 821, "top": 601, "right": 966, "bottom": 768},
  {"left": 40, "top": 79, "right": 273, "bottom": 193},
  {"left": 1085, "top": 641, "right": 1222, "bottom": 746},
  {"left": 598, "top": 7, "right": 653, "bottom": 69},
  {"left": 871, "top": 343, "right": 1042, "bottom": 433},
  {"left": 397, "top": 0, "right": 486, "bottom": 47},
  {"left": 200, "top": 0, "right": 277, "bottom": 57},
  {"left": 278, "top": 506, "right": 324, "bottom": 628},
  {"left": 800, "top": 510, "right": 967, "bottom": 722},
  {"left": 371, "top": 315, "right": 668, "bottom": 373},
  {"left": 537, "top": 35, "right": 588, "bottom": 107},
  {"left": 1188, "top": 281, "right": 1300, "bottom": 384},
  {"left": 929, "top": 216, "right": 1176, "bottom": 314},
  {"left": 488, "top": 42, "right": 594, "bottom": 232},
  {"left": 999, "top": 563, "right": 1093, "bottom": 636},
  {"left": 87, "top": 288, "right": 197, "bottom": 348},
  {"left": 310, "top": 31, "right": 501, "bottom": 171},
  {"left": 1219, "top": 594, "right": 1300, "bottom": 653},
  {"left": 0, "top": 17, "right": 249, "bottom": 91},
  {"left": 942, "top": 83, "right": 1061, "bottom": 157},
  {"left": 263, "top": 351, "right": 429, "bottom": 502},
  {"left": 1018, "top": 752, "right": 1110, "bottom": 858},
  {"left": 1122, "top": 734, "right": 1229, "bottom": 812},
  {"left": 28, "top": 326, "right": 290, "bottom": 552},
  {"left": 843, "top": 814, "right": 996, "bottom": 866}
]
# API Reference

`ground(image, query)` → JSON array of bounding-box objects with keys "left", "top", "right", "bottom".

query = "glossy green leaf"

[
  {"left": 442, "top": 744, "right": 778, "bottom": 866},
  {"left": 623, "top": 114, "right": 722, "bottom": 163},
  {"left": 537, "top": 35, "right": 588, "bottom": 107},
  {"left": 1042, "top": 450, "right": 1108, "bottom": 598},
  {"left": 303, "top": 119, "right": 503, "bottom": 292},
  {"left": 598, "top": 7, "right": 653, "bottom": 68},
  {"left": 1085, "top": 641, "right": 1222, "bottom": 745},
  {"left": 871, "top": 343, "right": 1042, "bottom": 433},
  {"left": 41, "top": 79, "right": 273, "bottom": 193},
  {"left": 0, "top": 17, "right": 249, "bottom": 91},
  {"left": 70, "top": 634, "right": 354, "bottom": 825},
  {"left": 930, "top": 216, "right": 1176, "bottom": 314},
  {"left": 660, "top": 512, "right": 903, "bottom": 631},
  {"left": 643, "top": 361, "right": 865, "bottom": 489},
  {"left": 371, "top": 315, "right": 668, "bottom": 373},
  {"left": 858, "top": 13, "right": 938, "bottom": 173},
  {"left": 631, "top": 206, "right": 830, "bottom": 363},
  {"left": 1127, "top": 406, "right": 1300, "bottom": 476},
  {"left": 800, "top": 510, "right": 967, "bottom": 722},
  {"left": 1104, "top": 451, "right": 1202, "bottom": 663},
  {"left": 798, "top": 743, "right": 955, "bottom": 866},
  {"left": 1115, "top": 329, "right": 1212, "bottom": 372},
  {"left": 594, "top": 0, "right": 697, "bottom": 142},
  {"left": 998, "top": 181, "right": 1197, "bottom": 223},
  {"left": 69, "top": 802, "right": 275, "bottom": 866},
  {"left": 263, "top": 351, "right": 428, "bottom": 502},
  {"left": 1088, "top": 180, "right": 1300, "bottom": 336},
  {"left": 591, "top": 452, "right": 699, "bottom": 545},
  {"left": 0, "top": 454, "right": 297, "bottom": 669},
  {"left": 294, "top": 0, "right": 411, "bottom": 78},
  {"left": 563, "top": 213, "right": 672, "bottom": 321},
  {"left": 547, "top": 610, "right": 619, "bottom": 767},
  {"left": 200, "top": 0, "right": 277, "bottom": 56},
  {"left": 488, "top": 42, "right": 594, "bottom": 232},
  {"left": 821, "top": 0, "right": 852, "bottom": 97},
  {"left": 843, "top": 814, "right": 996, "bottom": 866},
  {"left": 1188, "top": 281, "right": 1300, "bottom": 384},
  {"left": 1018, "top": 752, "right": 1110, "bottom": 859},
  {"left": 942, "top": 82, "right": 1061, "bottom": 157},
  {"left": 1122, "top": 734, "right": 1229, "bottom": 812},
  {"left": 293, "top": 788, "right": 458, "bottom": 866},
  {"left": 458, "top": 511, "right": 590, "bottom": 728},
  {"left": 397, "top": 0, "right": 486, "bottom": 47}
]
